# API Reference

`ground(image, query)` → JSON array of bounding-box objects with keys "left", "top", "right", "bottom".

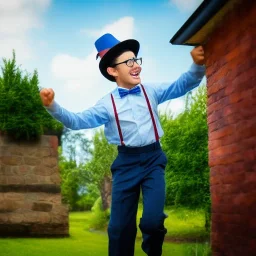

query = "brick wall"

[
  {"left": 205, "top": 1, "right": 256, "bottom": 255},
  {"left": 0, "top": 135, "right": 69, "bottom": 237}
]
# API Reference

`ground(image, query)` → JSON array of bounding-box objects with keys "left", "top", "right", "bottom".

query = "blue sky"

[{"left": 0, "top": 0, "right": 204, "bottom": 125}]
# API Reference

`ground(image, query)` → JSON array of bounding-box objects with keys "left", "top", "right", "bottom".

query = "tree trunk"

[{"left": 100, "top": 176, "right": 112, "bottom": 211}]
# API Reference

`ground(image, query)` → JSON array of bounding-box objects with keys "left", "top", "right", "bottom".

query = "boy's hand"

[
  {"left": 40, "top": 88, "right": 55, "bottom": 107},
  {"left": 190, "top": 46, "right": 205, "bottom": 65}
]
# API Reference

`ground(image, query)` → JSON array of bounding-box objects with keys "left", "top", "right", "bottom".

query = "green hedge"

[
  {"left": 0, "top": 52, "right": 63, "bottom": 141},
  {"left": 161, "top": 86, "right": 210, "bottom": 210}
]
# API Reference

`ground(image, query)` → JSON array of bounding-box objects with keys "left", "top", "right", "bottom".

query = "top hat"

[{"left": 95, "top": 33, "right": 140, "bottom": 82}]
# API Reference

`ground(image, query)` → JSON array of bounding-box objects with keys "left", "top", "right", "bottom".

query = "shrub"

[
  {"left": 0, "top": 51, "right": 63, "bottom": 140},
  {"left": 89, "top": 197, "right": 110, "bottom": 230}
]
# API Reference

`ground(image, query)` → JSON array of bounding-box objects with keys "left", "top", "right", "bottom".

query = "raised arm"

[
  {"left": 156, "top": 46, "right": 206, "bottom": 104},
  {"left": 40, "top": 88, "right": 109, "bottom": 130}
]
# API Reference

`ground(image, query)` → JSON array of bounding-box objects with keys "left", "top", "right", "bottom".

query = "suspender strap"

[
  {"left": 141, "top": 84, "right": 159, "bottom": 141},
  {"left": 111, "top": 94, "right": 125, "bottom": 145}
]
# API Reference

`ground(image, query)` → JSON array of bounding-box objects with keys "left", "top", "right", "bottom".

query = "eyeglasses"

[{"left": 112, "top": 57, "right": 142, "bottom": 68}]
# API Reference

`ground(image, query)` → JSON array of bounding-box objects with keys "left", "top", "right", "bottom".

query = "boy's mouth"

[
  {"left": 130, "top": 68, "right": 141, "bottom": 79},
  {"left": 130, "top": 72, "right": 140, "bottom": 78}
]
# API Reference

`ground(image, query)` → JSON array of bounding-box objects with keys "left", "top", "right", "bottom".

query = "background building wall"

[{"left": 205, "top": 1, "right": 256, "bottom": 255}]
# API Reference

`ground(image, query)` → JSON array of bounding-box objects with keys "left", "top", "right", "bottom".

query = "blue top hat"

[{"left": 95, "top": 33, "right": 140, "bottom": 82}]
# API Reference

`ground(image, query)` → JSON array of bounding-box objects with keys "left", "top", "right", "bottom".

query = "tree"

[
  {"left": 58, "top": 130, "right": 93, "bottom": 210},
  {"left": 0, "top": 51, "right": 63, "bottom": 140},
  {"left": 61, "top": 129, "right": 91, "bottom": 163},
  {"left": 84, "top": 129, "right": 117, "bottom": 210}
]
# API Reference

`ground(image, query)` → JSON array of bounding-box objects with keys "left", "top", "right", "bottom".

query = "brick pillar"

[
  {"left": 0, "top": 135, "right": 69, "bottom": 237},
  {"left": 205, "top": 1, "right": 256, "bottom": 255}
]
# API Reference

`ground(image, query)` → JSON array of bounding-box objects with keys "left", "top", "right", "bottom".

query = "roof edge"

[{"left": 170, "top": 0, "right": 230, "bottom": 45}]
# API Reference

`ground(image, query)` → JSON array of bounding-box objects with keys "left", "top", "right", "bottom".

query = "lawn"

[{"left": 0, "top": 209, "right": 211, "bottom": 256}]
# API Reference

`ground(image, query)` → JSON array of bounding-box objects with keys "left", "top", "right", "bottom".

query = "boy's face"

[{"left": 107, "top": 51, "right": 142, "bottom": 88}]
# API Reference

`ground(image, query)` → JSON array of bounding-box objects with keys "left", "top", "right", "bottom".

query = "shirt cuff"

[
  {"left": 44, "top": 101, "right": 60, "bottom": 113},
  {"left": 190, "top": 62, "right": 206, "bottom": 73}
]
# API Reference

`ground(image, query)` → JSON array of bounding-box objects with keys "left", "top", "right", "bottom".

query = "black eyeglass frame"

[{"left": 111, "top": 57, "right": 142, "bottom": 68}]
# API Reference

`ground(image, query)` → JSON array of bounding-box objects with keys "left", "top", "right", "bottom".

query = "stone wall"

[
  {"left": 0, "top": 135, "right": 69, "bottom": 236},
  {"left": 205, "top": 1, "right": 256, "bottom": 255}
]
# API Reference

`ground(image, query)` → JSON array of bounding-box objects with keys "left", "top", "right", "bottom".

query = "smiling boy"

[{"left": 40, "top": 33, "right": 205, "bottom": 256}]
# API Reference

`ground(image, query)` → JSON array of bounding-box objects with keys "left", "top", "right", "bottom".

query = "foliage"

[
  {"left": 0, "top": 51, "right": 63, "bottom": 140},
  {"left": 58, "top": 132, "right": 96, "bottom": 211},
  {"left": 61, "top": 130, "right": 91, "bottom": 163},
  {"left": 89, "top": 197, "right": 110, "bottom": 230},
  {"left": 83, "top": 129, "right": 117, "bottom": 210},
  {"left": 76, "top": 184, "right": 100, "bottom": 211},
  {"left": 160, "top": 86, "right": 210, "bottom": 211},
  {"left": 84, "top": 129, "right": 117, "bottom": 188}
]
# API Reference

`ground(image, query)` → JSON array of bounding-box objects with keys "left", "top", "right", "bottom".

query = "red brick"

[
  {"left": 249, "top": 239, "right": 256, "bottom": 254},
  {"left": 246, "top": 172, "right": 256, "bottom": 183},
  {"left": 209, "top": 125, "right": 235, "bottom": 141},
  {"left": 208, "top": 139, "right": 222, "bottom": 151},
  {"left": 207, "top": 109, "right": 223, "bottom": 125},
  {"left": 209, "top": 153, "right": 243, "bottom": 167},
  {"left": 219, "top": 183, "right": 242, "bottom": 195},
  {"left": 226, "top": 113, "right": 243, "bottom": 126},
  {"left": 239, "top": 102, "right": 256, "bottom": 119},
  {"left": 236, "top": 119, "right": 256, "bottom": 140},
  {"left": 243, "top": 161, "right": 256, "bottom": 172},
  {"left": 211, "top": 144, "right": 240, "bottom": 158},
  {"left": 210, "top": 175, "right": 221, "bottom": 185},
  {"left": 210, "top": 184, "right": 221, "bottom": 195},
  {"left": 252, "top": 87, "right": 256, "bottom": 99},
  {"left": 208, "top": 118, "right": 227, "bottom": 133},
  {"left": 225, "top": 69, "right": 254, "bottom": 95},
  {"left": 220, "top": 172, "right": 245, "bottom": 185},
  {"left": 229, "top": 89, "right": 252, "bottom": 104},
  {"left": 232, "top": 192, "right": 256, "bottom": 207},
  {"left": 241, "top": 182, "right": 256, "bottom": 193},
  {"left": 212, "top": 203, "right": 239, "bottom": 214},
  {"left": 221, "top": 135, "right": 236, "bottom": 146},
  {"left": 207, "top": 96, "right": 229, "bottom": 116},
  {"left": 217, "top": 162, "right": 244, "bottom": 176},
  {"left": 207, "top": 65, "right": 229, "bottom": 87},
  {"left": 207, "top": 88, "right": 226, "bottom": 106},
  {"left": 225, "top": 48, "right": 240, "bottom": 62},
  {"left": 207, "top": 79, "right": 228, "bottom": 96},
  {"left": 243, "top": 149, "right": 256, "bottom": 161}
]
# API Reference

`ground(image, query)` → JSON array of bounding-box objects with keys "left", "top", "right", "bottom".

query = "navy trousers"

[{"left": 108, "top": 141, "right": 167, "bottom": 256}]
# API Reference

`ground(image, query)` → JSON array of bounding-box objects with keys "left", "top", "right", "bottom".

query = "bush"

[
  {"left": 89, "top": 197, "right": 110, "bottom": 230},
  {"left": 161, "top": 86, "right": 209, "bottom": 209},
  {"left": 0, "top": 51, "right": 63, "bottom": 140}
]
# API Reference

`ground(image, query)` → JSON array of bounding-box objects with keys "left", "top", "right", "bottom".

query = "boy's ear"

[{"left": 107, "top": 67, "right": 117, "bottom": 78}]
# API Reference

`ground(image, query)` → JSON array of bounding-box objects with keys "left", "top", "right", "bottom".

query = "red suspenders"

[
  {"left": 111, "top": 84, "right": 159, "bottom": 145},
  {"left": 111, "top": 94, "right": 125, "bottom": 145}
]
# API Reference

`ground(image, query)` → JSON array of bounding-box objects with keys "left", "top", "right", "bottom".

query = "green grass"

[{"left": 0, "top": 210, "right": 211, "bottom": 256}]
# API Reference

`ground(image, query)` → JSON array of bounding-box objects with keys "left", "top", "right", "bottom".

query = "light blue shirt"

[{"left": 46, "top": 63, "right": 205, "bottom": 147}]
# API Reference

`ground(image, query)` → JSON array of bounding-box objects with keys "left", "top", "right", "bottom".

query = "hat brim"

[{"left": 99, "top": 39, "right": 140, "bottom": 82}]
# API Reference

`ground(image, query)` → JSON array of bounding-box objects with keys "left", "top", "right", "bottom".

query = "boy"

[{"left": 40, "top": 33, "right": 205, "bottom": 256}]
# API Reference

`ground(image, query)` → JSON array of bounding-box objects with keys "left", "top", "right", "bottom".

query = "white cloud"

[
  {"left": 51, "top": 17, "right": 136, "bottom": 112},
  {"left": 0, "top": 0, "right": 51, "bottom": 62},
  {"left": 170, "top": 0, "right": 203, "bottom": 12},
  {"left": 80, "top": 17, "right": 134, "bottom": 40}
]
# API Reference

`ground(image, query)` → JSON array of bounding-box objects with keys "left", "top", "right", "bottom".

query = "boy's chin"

[{"left": 130, "top": 78, "right": 141, "bottom": 85}]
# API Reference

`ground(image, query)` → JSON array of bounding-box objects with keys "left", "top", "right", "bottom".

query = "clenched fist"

[
  {"left": 190, "top": 46, "right": 205, "bottom": 66},
  {"left": 40, "top": 88, "right": 55, "bottom": 107}
]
